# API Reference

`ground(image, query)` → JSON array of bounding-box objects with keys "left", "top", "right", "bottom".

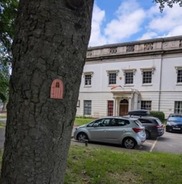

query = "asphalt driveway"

[
  {"left": 72, "top": 131, "right": 182, "bottom": 154},
  {"left": 1, "top": 127, "right": 182, "bottom": 154}
]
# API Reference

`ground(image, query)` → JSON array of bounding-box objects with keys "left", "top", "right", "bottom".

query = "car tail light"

[
  {"left": 133, "top": 128, "right": 143, "bottom": 133},
  {"left": 156, "top": 125, "right": 163, "bottom": 128}
]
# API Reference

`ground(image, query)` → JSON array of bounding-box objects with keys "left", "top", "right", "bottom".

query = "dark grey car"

[
  {"left": 128, "top": 110, "right": 150, "bottom": 116},
  {"left": 124, "top": 115, "right": 164, "bottom": 139},
  {"left": 137, "top": 116, "right": 164, "bottom": 139}
]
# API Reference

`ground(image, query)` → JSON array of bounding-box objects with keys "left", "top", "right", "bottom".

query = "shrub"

[{"left": 150, "top": 111, "right": 165, "bottom": 122}]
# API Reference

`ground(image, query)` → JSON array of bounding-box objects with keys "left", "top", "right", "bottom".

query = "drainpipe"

[{"left": 158, "top": 53, "right": 163, "bottom": 111}]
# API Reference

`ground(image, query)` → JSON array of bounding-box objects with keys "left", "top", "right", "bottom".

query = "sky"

[{"left": 89, "top": 0, "right": 182, "bottom": 47}]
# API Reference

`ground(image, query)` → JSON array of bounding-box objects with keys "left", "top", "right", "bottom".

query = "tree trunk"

[{"left": 1, "top": 0, "right": 94, "bottom": 183}]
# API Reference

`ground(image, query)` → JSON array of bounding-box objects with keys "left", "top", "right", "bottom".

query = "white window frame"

[
  {"left": 174, "top": 101, "right": 182, "bottom": 114},
  {"left": 123, "top": 69, "right": 136, "bottom": 85},
  {"left": 141, "top": 101, "right": 152, "bottom": 110},
  {"left": 106, "top": 70, "right": 119, "bottom": 86},
  {"left": 83, "top": 100, "right": 92, "bottom": 116},
  {"left": 83, "top": 72, "right": 93, "bottom": 87},
  {"left": 175, "top": 66, "right": 182, "bottom": 84},
  {"left": 140, "top": 67, "right": 155, "bottom": 85}
]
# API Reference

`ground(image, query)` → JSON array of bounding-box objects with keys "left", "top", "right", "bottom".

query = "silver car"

[{"left": 74, "top": 116, "right": 146, "bottom": 149}]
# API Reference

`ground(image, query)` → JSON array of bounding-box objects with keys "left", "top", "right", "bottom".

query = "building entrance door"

[{"left": 119, "top": 99, "right": 129, "bottom": 116}]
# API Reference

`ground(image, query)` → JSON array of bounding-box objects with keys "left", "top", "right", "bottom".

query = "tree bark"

[{"left": 1, "top": 0, "right": 94, "bottom": 183}]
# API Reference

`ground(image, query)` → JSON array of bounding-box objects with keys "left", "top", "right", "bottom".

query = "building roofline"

[{"left": 88, "top": 35, "right": 182, "bottom": 51}]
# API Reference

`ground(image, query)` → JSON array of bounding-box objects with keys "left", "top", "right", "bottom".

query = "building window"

[
  {"left": 174, "top": 101, "right": 182, "bottom": 114},
  {"left": 85, "top": 74, "right": 92, "bottom": 86},
  {"left": 84, "top": 100, "right": 92, "bottom": 115},
  {"left": 109, "top": 73, "right": 117, "bottom": 85},
  {"left": 141, "top": 67, "right": 155, "bottom": 85},
  {"left": 84, "top": 72, "right": 93, "bottom": 87},
  {"left": 107, "top": 70, "right": 119, "bottom": 85},
  {"left": 125, "top": 72, "right": 133, "bottom": 84},
  {"left": 141, "top": 101, "right": 152, "bottom": 110},
  {"left": 143, "top": 71, "right": 152, "bottom": 84},
  {"left": 177, "top": 69, "right": 182, "bottom": 83},
  {"left": 107, "top": 100, "right": 114, "bottom": 116}
]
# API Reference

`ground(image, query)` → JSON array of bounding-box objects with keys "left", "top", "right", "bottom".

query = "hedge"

[{"left": 150, "top": 111, "right": 165, "bottom": 122}]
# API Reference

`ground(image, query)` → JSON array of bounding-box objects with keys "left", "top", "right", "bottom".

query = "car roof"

[
  {"left": 168, "top": 113, "right": 182, "bottom": 117},
  {"left": 100, "top": 116, "right": 139, "bottom": 120},
  {"left": 129, "top": 109, "right": 149, "bottom": 112},
  {"left": 125, "top": 115, "right": 158, "bottom": 120}
]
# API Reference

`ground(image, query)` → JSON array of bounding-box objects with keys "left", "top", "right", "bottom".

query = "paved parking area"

[
  {"left": 151, "top": 132, "right": 182, "bottom": 154},
  {"left": 0, "top": 128, "right": 182, "bottom": 154},
  {"left": 72, "top": 132, "right": 182, "bottom": 154}
]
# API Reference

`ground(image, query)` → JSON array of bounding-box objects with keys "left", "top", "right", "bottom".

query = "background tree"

[
  {"left": 155, "top": 0, "right": 182, "bottom": 11},
  {"left": 0, "top": 65, "right": 9, "bottom": 111},
  {"left": 0, "top": 0, "right": 17, "bottom": 111},
  {"left": 0, "top": 0, "right": 18, "bottom": 58},
  {"left": 0, "top": 0, "right": 182, "bottom": 184}
]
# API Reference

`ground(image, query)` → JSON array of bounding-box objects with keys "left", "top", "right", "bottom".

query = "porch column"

[
  {"left": 113, "top": 97, "right": 119, "bottom": 116},
  {"left": 128, "top": 97, "right": 132, "bottom": 111}
]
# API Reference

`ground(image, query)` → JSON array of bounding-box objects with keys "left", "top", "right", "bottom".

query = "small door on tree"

[{"left": 50, "top": 79, "right": 64, "bottom": 99}]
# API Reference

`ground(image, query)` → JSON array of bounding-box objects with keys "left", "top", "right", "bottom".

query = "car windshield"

[{"left": 168, "top": 117, "right": 182, "bottom": 123}]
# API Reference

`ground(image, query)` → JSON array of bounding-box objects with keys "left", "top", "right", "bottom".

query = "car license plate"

[{"left": 173, "top": 127, "right": 180, "bottom": 130}]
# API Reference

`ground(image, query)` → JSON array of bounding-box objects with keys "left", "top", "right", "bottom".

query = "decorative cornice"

[
  {"left": 122, "top": 69, "right": 137, "bottom": 75},
  {"left": 86, "top": 36, "right": 182, "bottom": 62},
  {"left": 106, "top": 70, "right": 119, "bottom": 76},
  {"left": 140, "top": 67, "right": 156, "bottom": 74}
]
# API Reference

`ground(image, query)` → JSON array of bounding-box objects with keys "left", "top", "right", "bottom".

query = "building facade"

[{"left": 76, "top": 36, "right": 182, "bottom": 118}]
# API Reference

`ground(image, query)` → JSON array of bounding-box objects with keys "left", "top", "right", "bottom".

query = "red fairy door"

[{"left": 50, "top": 79, "right": 64, "bottom": 99}]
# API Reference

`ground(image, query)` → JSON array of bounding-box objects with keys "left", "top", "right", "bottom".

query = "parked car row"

[{"left": 73, "top": 111, "right": 182, "bottom": 149}]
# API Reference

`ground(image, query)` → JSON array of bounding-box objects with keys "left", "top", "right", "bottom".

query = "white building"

[{"left": 76, "top": 36, "right": 182, "bottom": 118}]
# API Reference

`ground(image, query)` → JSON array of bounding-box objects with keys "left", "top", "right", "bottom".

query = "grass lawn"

[
  {"left": 65, "top": 145, "right": 182, "bottom": 184},
  {"left": 0, "top": 113, "right": 6, "bottom": 119},
  {"left": 0, "top": 145, "right": 182, "bottom": 183},
  {"left": 74, "top": 117, "right": 95, "bottom": 126},
  {"left": 0, "top": 122, "right": 5, "bottom": 128}
]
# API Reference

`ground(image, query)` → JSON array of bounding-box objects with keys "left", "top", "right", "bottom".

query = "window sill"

[
  {"left": 84, "top": 85, "right": 92, "bottom": 88},
  {"left": 176, "top": 83, "right": 182, "bottom": 86},
  {"left": 142, "top": 83, "right": 153, "bottom": 86},
  {"left": 124, "top": 84, "right": 134, "bottom": 87}
]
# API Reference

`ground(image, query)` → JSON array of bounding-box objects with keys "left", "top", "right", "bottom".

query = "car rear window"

[
  {"left": 139, "top": 119, "right": 152, "bottom": 124},
  {"left": 154, "top": 118, "right": 163, "bottom": 125},
  {"left": 133, "top": 120, "right": 143, "bottom": 127}
]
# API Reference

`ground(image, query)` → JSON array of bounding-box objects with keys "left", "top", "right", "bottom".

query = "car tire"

[
  {"left": 166, "top": 128, "right": 171, "bottom": 132},
  {"left": 145, "top": 130, "right": 150, "bottom": 139},
  {"left": 77, "top": 132, "right": 88, "bottom": 143},
  {"left": 123, "top": 137, "right": 136, "bottom": 149}
]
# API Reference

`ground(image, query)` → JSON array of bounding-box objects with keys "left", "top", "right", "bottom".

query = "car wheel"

[
  {"left": 123, "top": 137, "right": 136, "bottom": 149},
  {"left": 166, "top": 128, "right": 171, "bottom": 132},
  {"left": 77, "top": 132, "right": 88, "bottom": 143},
  {"left": 145, "top": 130, "right": 150, "bottom": 139}
]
